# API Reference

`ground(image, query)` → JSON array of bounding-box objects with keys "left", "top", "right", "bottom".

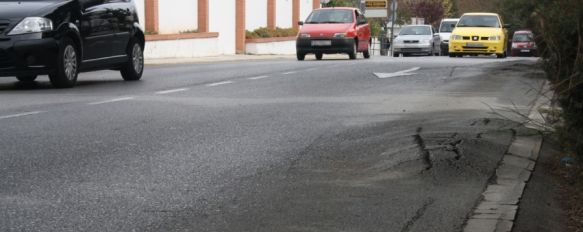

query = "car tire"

[
  {"left": 49, "top": 37, "right": 79, "bottom": 88},
  {"left": 315, "top": 53, "right": 323, "bottom": 60},
  {"left": 349, "top": 41, "right": 357, "bottom": 60},
  {"left": 496, "top": 51, "right": 507, "bottom": 59},
  {"left": 16, "top": 75, "right": 37, "bottom": 83},
  {"left": 121, "top": 38, "right": 144, "bottom": 81},
  {"left": 449, "top": 53, "right": 456, "bottom": 58},
  {"left": 363, "top": 41, "right": 371, "bottom": 59},
  {"left": 297, "top": 52, "right": 305, "bottom": 61},
  {"left": 393, "top": 52, "right": 399, "bottom": 58}
]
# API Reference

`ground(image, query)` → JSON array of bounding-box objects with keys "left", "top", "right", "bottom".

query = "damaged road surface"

[{"left": 0, "top": 57, "right": 545, "bottom": 231}]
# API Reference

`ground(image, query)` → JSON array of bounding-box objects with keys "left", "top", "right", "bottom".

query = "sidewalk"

[{"left": 145, "top": 54, "right": 296, "bottom": 65}]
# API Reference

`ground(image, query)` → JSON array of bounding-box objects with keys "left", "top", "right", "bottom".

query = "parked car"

[
  {"left": 437, "top": 18, "right": 459, "bottom": 55},
  {"left": 511, "top": 30, "right": 537, "bottom": 57},
  {"left": 0, "top": 0, "right": 145, "bottom": 88},
  {"left": 392, "top": 25, "right": 441, "bottom": 57},
  {"left": 296, "top": 7, "right": 371, "bottom": 60},
  {"left": 448, "top": 13, "right": 509, "bottom": 58}
]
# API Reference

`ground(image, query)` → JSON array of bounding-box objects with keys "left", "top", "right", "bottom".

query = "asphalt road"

[{"left": 0, "top": 55, "right": 544, "bottom": 232}]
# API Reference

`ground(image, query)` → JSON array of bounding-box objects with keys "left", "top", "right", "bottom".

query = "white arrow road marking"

[
  {"left": 206, "top": 81, "right": 234, "bottom": 87},
  {"left": 0, "top": 111, "right": 46, "bottom": 120},
  {"left": 248, "top": 75, "right": 269, "bottom": 80},
  {"left": 374, "top": 67, "right": 421, "bottom": 79},
  {"left": 89, "top": 97, "right": 135, "bottom": 105},
  {"left": 155, "top": 88, "right": 189, "bottom": 95}
]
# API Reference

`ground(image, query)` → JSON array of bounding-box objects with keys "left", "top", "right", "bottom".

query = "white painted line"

[
  {"left": 206, "top": 81, "right": 234, "bottom": 87},
  {"left": 155, "top": 88, "right": 189, "bottom": 95},
  {"left": 88, "top": 97, "right": 135, "bottom": 105},
  {"left": 0, "top": 111, "right": 46, "bottom": 120},
  {"left": 282, "top": 71, "right": 297, "bottom": 75},
  {"left": 247, "top": 75, "right": 269, "bottom": 80},
  {"left": 374, "top": 67, "right": 421, "bottom": 79}
]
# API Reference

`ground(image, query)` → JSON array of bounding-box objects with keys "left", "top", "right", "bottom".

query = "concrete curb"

[
  {"left": 144, "top": 54, "right": 295, "bottom": 65},
  {"left": 464, "top": 81, "right": 550, "bottom": 232}
]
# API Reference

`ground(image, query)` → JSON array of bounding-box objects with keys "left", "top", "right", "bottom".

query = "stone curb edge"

[{"left": 463, "top": 81, "right": 550, "bottom": 232}]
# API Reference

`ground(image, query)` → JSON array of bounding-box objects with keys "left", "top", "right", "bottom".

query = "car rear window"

[
  {"left": 457, "top": 15, "right": 500, "bottom": 28},
  {"left": 305, "top": 9, "right": 354, "bottom": 24},
  {"left": 399, "top": 26, "right": 431, "bottom": 35}
]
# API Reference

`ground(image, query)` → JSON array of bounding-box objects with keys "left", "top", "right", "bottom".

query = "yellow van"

[{"left": 448, "top": 13, "right": 509, "bottom": 58}]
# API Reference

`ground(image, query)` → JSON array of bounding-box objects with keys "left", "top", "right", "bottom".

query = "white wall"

[
  {"left": 299, "top": 0, "right": 313, "bottom": 21},
  {"left": 210, "top": 0, "right": 236, "bottom": 54},
  {"left": 246, "top": 40, "right": 296, "bottom": 55},
  {"left": 276, "top": 0, "right": 292, "bottom": 28},
  {"left": 246, "top": 0, "right": 267, "bottom": 31},
  {"left": 134, "top": 0, "right": 145, "bottom": 31},
  {"left": 145, "top": 38, "right": 220, "bottom": 59},
  {"left": 158, "top": 0, "right": 198, "bottom": 34}
]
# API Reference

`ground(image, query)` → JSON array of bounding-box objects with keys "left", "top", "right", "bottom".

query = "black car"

[{"left": 0, "top": 0, "right": 145, "bottom": 88}]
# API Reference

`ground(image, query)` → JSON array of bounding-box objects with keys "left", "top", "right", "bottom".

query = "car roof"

[
  {"left": 514, "top": 30, "right": 533, "bottom": 34},
  {"left": 441, "top": 18, "right": 459, "bottom": 22},
  {"left": 402, "top": 25, "right": 431, "bottom": 28},
  {"left": 462, "top": 12, "right": 500, "bottom": 16},
  {"left": 315, "top": 7, "right": 357, "bottom": 11}
]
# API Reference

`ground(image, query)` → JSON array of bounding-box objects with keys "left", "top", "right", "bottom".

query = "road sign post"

[{"left": 389, "top": 0, "right": 397, "bottom": 57}]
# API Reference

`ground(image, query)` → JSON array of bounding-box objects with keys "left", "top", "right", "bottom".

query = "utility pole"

[{"left": 389, "top": 0, "right": 397, "bottom": 57}]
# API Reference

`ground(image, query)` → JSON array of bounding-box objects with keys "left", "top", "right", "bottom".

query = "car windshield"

[
  {"left": 399, "top": 26, "right": 431, "bottom": 35},
  {"left": 305, "top": 9, "right": 354, "bottom": 24},
  {"left": 513, "top": 33, "right": 534, "bottom": 42},
  {"left": 457, "top": 15, "right": 500, "bottom": 28},
  {"left": 440, "top": 21, "right": 457, "bottom": 32}
]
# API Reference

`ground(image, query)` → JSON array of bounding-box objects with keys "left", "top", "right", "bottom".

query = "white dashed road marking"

[
  {"left": 282, "top": 71, "right": 297, "bottom": 75},
  {"left": 374, "top": 67, "right": 421, "bottom": 79},
  {"left": 155, "top": 88, "right": 189, "bottom": 95},
  {"left": 0, "top": 111, "right": 46, "bottom": 120},
  {"left": 248, "top": 75, "right": 269, "bottom": 80},
  {"left": 88, "top": 97, "right": 135, "bottom": 105},
  {"left": 206, "top": 81, "right": 234, "bottom": 87}
]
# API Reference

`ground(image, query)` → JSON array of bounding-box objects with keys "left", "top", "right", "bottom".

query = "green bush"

[
  {"left": 245, "top": 27, "right": 298, "bottom": 39},
  {"left": 502, "top": 0, "right": 583, "bottom": 161}
]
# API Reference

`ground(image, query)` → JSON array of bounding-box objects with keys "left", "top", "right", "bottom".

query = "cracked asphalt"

[{"left": 0, "top": 56, "right": 545, "bottom": 231}]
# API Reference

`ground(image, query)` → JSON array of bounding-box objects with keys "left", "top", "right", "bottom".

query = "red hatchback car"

[
  {"left": 511, "top": 30, "right": 538, "bottom": 57},
  {"left": 296, "top": 7, "right": 371, "bottom": 61}
]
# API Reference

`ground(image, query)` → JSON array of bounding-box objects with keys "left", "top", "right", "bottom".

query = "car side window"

[{"left": 356, "top": 11, "right": 367, "bottom": 25}]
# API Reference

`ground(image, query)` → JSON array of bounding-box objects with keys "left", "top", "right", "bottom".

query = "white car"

[
  {"left": 438, "top": 18, "right": 459, "bottom": 55},
  {"left": 392, "top": 25, "right": 441, "bottom": 57}
]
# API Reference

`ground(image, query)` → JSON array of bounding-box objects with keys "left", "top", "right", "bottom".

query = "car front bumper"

[
  {"left": 0, "top": 36, "right": 59, "bottom": 77},
  {"left": 449, "top": 40, "right": 505, "bottom": 55},
  {"left": 392, "top": 43, "right": 432, "bottom": 54},
  {"left": 296, "top": 37, "right": 355, "bottom": 54}
]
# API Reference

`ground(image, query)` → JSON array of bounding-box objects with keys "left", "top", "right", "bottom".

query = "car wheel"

[
  {"left": 296, "top": 52, "right": 305, "bottom": 61},
  {"left": 496, "top": 52, "right": 507, "bottom": 59},
  {"left": 393, "top": 52, "right": 400, "bottom": 58},
  {"left": 121, "top": 38, "right": 144, "bottom": 81},
  {"left": 49, "top": 37, "right": 79, "bottom": 88},
  {"left": 16, "top": 75, "right": 37, "bottom": 83},
  {"left": 349, "top": 41, "right": 357, "bottom": 60},
  {"left": 449, "top": 53, "right": 456, "bottom": 58},
  {"left": 363, "top": 41, "right": 371, "bottom": 59},
  {"left": 315, "top": 53, "right": 323, "bottom": 60}
]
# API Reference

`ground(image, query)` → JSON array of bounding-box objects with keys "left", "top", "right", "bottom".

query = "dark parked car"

[{"left": 0, "top": 0, "right": 145, "bottom": 88}]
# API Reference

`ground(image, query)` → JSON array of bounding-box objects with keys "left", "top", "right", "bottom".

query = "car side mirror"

[
  {"left": 298, "top": 21, "right": 304, "bottom": 26},
  {"left": 503, "top": 24, "right": 511, "bottom": 29}
]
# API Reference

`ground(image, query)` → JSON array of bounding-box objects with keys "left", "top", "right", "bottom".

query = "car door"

[
  {"left": 105, "top": 0, "right": 132, "bottom": 56},
  {"left": 355, "top": 10, "right": 369, "bottom": 50},
  {"left": 432, "top": 26, "right": 440, "bottom": 51},
  {"left": 79, "top": 0, "right": 115, "bottom": 61}
]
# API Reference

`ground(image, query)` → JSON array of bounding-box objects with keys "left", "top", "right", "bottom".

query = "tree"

[
  {"left": 442, "top": 0, "right": 459, "bottom": 17},
  {"left": 408, "top": 0, "right": 445, "bottom": 26}
]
